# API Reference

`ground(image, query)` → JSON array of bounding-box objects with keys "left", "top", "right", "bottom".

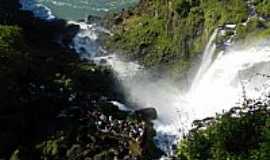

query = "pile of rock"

[{"left": 82, "top": 110, "right": 146, "bottom": 142}]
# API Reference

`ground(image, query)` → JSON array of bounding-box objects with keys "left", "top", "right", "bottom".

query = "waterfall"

[
  {"left": 20, "top": 0, "right": 270, "bottom": 155},
  {"left": 187, "top": 43, "right": 270, "bottom": 121},
  {"left": 68, "top": 21, "right": 106, "bottom": 58},
  {"left": 192, "top": 29, "right": 218, "bottom": 89},
  {"left": 67, "top": 22, "right": 185, "bottom": 153},
  {"left": 65, "top": 22, "right": 270, "bottom": 155}
]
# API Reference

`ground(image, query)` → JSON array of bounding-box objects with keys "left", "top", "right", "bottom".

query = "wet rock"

[
  {"left": 61, "top": 24, "right": 80, "bottom": 46},
  {"left": 87, "top": 15, "right": 101, "bottom": 23},
  {"left": 225, "top": 24, "right": 236, "bottom": 29},
  {"left": 135, "top": 108, "right": 157, "bottom": 121},
  {"left": 114, "top": 14, "right": 124, "bottom": 24}
]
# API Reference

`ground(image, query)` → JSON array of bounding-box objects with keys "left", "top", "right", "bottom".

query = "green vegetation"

[
  {"left": 235, "top": 17, "right": 270, "bottom": 45},
  {"left": 0, "top": 0, "right": 160, "bottom": 159},
  {"left": 107, "top": 0, "right": 250, "bottom": 78},
  {"left": 106, "top": 1, "right": 270, "bottom": 159},
  {"left": 2, "top": 0, "right": 270, "bottom": 159},
  {"left": 0, "top": 23, "right": 127, "bottom": 159},
  {"left": 177, "top": 98, "right": 270, "bottom": 160},
  {"left": 255, "top": 0, "right": 270, "bottom": 18},
  {"left": 0, "top": 25, "right": 24, "bottom": 51}
]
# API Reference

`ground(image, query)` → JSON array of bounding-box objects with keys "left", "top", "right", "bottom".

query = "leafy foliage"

[
  {"left": 255, "top": 0, "right": 270, "bottom": 18},
  {"left": 175, "top": 0, "right": 191, "bottom": 17},
  {"left": 0, "top": 25, "right": 24, "bottom": 52},
  {"left": 0, "top": 0, "right": 160, "bottom": 159},
  {"left": 177, "top": 99, "right": 270, "bottom": 160},
  {"left": 107, "top": 0, "right": 249, "bottom": 78}
]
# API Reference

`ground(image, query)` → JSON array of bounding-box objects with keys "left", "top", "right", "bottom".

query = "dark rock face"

[
  {"left": 135, "top": 108, "right": 158, "bottom": 121},
  {"left": 113, "top": 14, "right": 124, "bottom": 24},
  {"left": 87, "top": 15, "right": 102, "bottom": 23},
  {"left": 60, "top": 24, "right": 80, "bottom": 46},
  {"left": 0, "top": 0, "right": 162, "bottom": 159}
]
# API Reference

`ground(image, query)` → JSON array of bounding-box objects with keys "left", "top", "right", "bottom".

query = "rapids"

[{"left": 20, "top": 0, "right": 56, "bottom": 20}]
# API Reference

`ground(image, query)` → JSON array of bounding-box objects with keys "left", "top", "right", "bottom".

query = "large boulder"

[
  {"left": 87, "top": 15, "right": 101, "bottom": 23},
  {"left": 60, "top": 24, "right": 80, "bottom": 46}
]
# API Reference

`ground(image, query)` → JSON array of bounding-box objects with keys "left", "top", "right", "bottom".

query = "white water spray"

[
  {"left": 187, "top": 43, "right": 270, "bottom": 122},
  {"left": 19, "top": 0, "right": 56, "bottom": 20},
  {"left": 192, "top": 29, "right": 218, "bottom": 89},
  {"left": 20, "top": 0, "right": 270, "bottom": 154},
  {"left": 69, "top": 22, "right": 270, "bottom": 154}
]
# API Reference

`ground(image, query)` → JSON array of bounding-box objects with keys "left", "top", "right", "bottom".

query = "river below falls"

[{"left": 20, "top": 0, "right": 139, "bottom": 20}]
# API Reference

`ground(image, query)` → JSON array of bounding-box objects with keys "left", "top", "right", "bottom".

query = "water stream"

[
  {"left": 19, "top": 0, "right": 270, "bottom": 155},
  {"left": 20, "top": 0, "right": 139, "bottom": 20},
  {"left": 62, "top": 21, "right": 270, "bottom": 155},
  {"left": 191, "top": 29, "right": 218, "bottom": 91}
]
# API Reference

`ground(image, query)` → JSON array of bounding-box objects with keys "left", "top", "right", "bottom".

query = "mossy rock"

[{"left": 106, "top": 0, "right": 251, "bottom": 79}]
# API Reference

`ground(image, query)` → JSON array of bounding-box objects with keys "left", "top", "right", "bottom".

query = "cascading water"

[
  {"left": 67, "top": 21, "right": 186, "bottom": 153},
  {"left": 68, "top": 21, "right": 143, "bottom": 79},
  {"left": 19, "top": 0, "right": 55, "bottom": 20},
  {"left": 187, "top": 43, "right": 270, "bottom": 122},
  {"left": 191, "top": 29, "right": 218, "bottom": 89},
  {"left": 68, "top": 21, "right": 111, "bottom": 58},
  {"left": 19, "top": 0, "right": 270, "bottom": 156}
]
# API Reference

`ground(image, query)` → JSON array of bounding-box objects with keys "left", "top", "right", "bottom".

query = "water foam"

[
  {"left": 187, "top": 43, "right": 270, "bottom": 122},
  {"left": 69, "top": 21, "right": 270, "bottom": 154},
  {"left": 68, "top": 21, "right": 114, "bottom": 59},
  {"left": 192, "top": 29, "right": 218, "bottom": 89},
  {"left": 19, "top": 1, "right": 270, "bottom": 155},
  {"left": 19, "top": 0, "right": 56, "bottom": 20}
]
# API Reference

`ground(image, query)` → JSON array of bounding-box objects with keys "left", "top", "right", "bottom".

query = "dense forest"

[{"left": 0, "top": 0, "right": 270, "bottom": 160}]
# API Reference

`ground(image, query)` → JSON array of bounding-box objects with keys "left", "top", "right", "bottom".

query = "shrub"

[{"left": 177, "top": 99, "right": 270, "bottom": 160}]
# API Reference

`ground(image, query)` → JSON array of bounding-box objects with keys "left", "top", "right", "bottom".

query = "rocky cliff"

[{"left": 106, "top": 0, "right": 270, "bottom": 80}]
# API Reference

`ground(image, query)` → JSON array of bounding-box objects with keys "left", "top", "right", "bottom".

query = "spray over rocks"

[
  {"left": 19, "top": 0, "right": 55, "bottom": 20},
  {"left": 60, "top": 18, "right": 270, "bottom": 155},
  {"left": 19, "top": 0, "right": 270, "bottom": 156}
]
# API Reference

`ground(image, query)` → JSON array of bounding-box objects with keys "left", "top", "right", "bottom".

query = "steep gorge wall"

[{"left": 106, "top": 0, "right": 270, "bottom": 79}]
